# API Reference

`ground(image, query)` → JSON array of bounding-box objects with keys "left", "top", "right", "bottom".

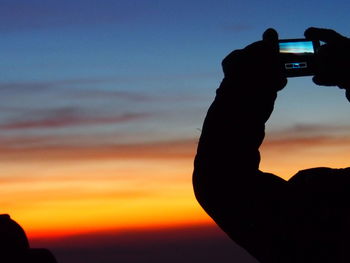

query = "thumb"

[
  {"left": 346, "top": 89, "right": 350, "bottom": 102},
  {"left": 304, "top": 27, "right": 346, "bottom": 44}
]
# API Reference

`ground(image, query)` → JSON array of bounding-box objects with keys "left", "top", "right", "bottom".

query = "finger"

[
  {"left": 263, "top": 28, "right": 278, "bottom": 42},
  {"left": 262, "top": 28, "right": 279, "bottom": 53},
  {"left": 346, "top": 89, "right": 350, "bottom": 102},
  {"left": 304, "top": 27, "right": 345, "bottom": 44},
  {"left": 338, "top": 79, "right": 350, "bottom": 90},
  {"left": 277, "top": 77, "right": 288, "bottom": 91},
  {"left": 312, "top": 75, "right": 336, "bottom": 86},
  {"left": 262, "top": 28, "right": 287, "bottom": 90}
]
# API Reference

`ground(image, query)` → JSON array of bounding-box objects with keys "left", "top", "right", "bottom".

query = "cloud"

[
  {"left": 1, "top": 122, "right": 350, "bottom": 162},
  {"left": 0, "top": 73, "right": 212, "bottom": 101},
  {"left": 0, "top": 82, "right": 51, "bottom": 94},
  {"left": 70, "top": 89, "right": 151, "bottom": 102},
  {"left": 263, "top": 135, "right": 350, "bottom": 150},
  {"left": 0, "top": 137, "right": 197, "bottom": 161},
  {"left": 1, "top": 121, "right": 349, "bottom": 162},
  {"left": 0, "top": 79, "right": 151, "bottom": 101},
  {"left": 0, "top": 107, "right": 150, "bottom": 130},
  {"left": 0, "top": 72, "right": 218, "bottom": 89},
  {"left": 263, "top": 124, "right": 350, "bottom": 150},
  {"left": 269, "top": 123, "right": 350, "bottom": 137}
]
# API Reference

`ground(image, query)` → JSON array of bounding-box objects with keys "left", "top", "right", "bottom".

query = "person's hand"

[
  {"left": 304, "top": 27, "right": 350, "bottom": 100},
  {"left": 221, "top": 28, "right": 287, "bottom": 93}
]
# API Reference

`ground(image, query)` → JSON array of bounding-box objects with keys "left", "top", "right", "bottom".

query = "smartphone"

[{"left": 279, "top": 39, "right": 320, "bottom": 77}]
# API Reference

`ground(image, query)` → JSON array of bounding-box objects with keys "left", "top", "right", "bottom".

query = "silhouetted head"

[
  {"left": 0, "top": 214, "right": 57, "bottom": 263},
  {"left": 0, "top": 214, "right": 30, "bottom": 252}
]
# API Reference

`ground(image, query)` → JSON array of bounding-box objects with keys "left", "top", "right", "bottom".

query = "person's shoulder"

[{"left": 288, "top": 167, "right": 350, "bottom": 193}]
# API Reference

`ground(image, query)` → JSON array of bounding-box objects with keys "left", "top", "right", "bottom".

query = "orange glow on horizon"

[
  {"left": 1, "top": 136, "right": 349, "bottom": 240},
  {"left": 1, "top": 155, "right": 211, "bottom": 239}
]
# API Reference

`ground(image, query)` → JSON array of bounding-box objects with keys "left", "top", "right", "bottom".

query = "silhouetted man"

[
  {"left": 0, "top": 214, "right": 57, "bottom": 263},
  {"left": 193, "top": 28, "right": 350, "bottom": 263}
]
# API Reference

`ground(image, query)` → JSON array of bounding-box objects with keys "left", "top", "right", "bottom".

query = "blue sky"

[
  {"left": 1, "top": 0, "right": 349, "bottom": 147},
  {"left": 1, "top": 0, "right": 350, "bottom": 204}
]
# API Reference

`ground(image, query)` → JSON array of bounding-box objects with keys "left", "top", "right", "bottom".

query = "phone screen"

[{"left": 279, "top": 40, "right": 315, "bottom": 54}]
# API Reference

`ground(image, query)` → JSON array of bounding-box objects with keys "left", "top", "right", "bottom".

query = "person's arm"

[{"left": 192, "top": 29, "right": 288, "bottom": 260}]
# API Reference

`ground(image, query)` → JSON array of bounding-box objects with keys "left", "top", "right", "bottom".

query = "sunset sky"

[{"left": 1, "top": 1, "right": 350, "bottom": 262}]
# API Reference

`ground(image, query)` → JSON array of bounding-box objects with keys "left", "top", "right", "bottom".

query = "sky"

[{"left": 0, "top": 0, "right": 350, "bottom": 262}]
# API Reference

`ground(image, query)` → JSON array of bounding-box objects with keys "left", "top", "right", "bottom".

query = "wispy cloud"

[
  {"left": 264, "top": 135, "right": 350, "bottom": 149},
  {"left": 0, "top": 79, "right": 151, "bottom": 101},
  {"left": 0, "top": 82, "right": 51, "bottom": 94},
  {"left": 263, "top": 123, "right": 350, "bottom": 150},
  {"left": 0, "top": 107, "right": 149, "bottom": 130},
  {"left": 269, "top": 123, "right": 350, "bottom": 137},
  {"left": 0, "top": 73, "right": 213, "bottom": 101},
  {"left": 0, "top": 137, "right": 197, "bottom": 161},
  {"left": 0, "top": 73, "right": 218, "bottom": 89},
  {"left": 1, "top": 123, "right": 350, "bottom": 161}
]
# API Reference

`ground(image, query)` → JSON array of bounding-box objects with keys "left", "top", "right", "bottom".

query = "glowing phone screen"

[{"left": 279, "top": 41, "right": 314, "bottom": 54}]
